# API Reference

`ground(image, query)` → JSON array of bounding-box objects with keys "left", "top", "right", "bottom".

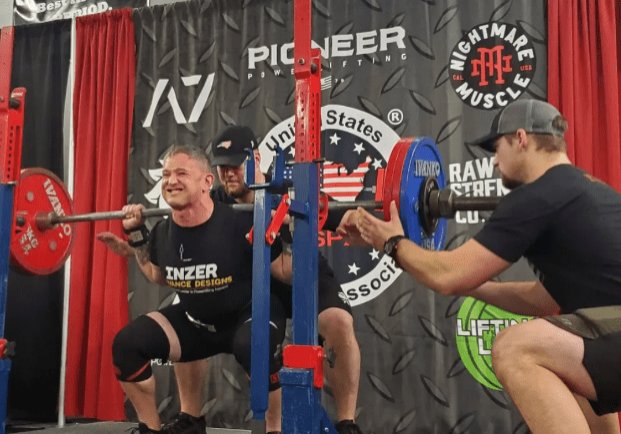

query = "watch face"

[
  {"left": 384, "top": 242, "right": 391, "bottom": 254},
  {"left": 384, "top": 239, "right": 394, "bottom": 255},
  {"left": 384, "top": 236, "right": 404, "bottom": 256}
]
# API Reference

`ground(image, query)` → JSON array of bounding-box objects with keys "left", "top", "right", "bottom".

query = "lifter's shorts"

[{"left": 118, "top": 298, "right": 286, "bottom": 390}]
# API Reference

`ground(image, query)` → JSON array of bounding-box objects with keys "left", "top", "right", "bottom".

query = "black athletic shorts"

[
  {"left": 270, "top": 260, "right": 352, "bottom": 320},
  {"left": 582, "top": 331, "right": 621, "bottom": 415},
  {"left": 545, "top": 305, "right": 621, "bottom": 415},
  {"left": 158, "top": 298, "right": 286, "bottom": 382}
]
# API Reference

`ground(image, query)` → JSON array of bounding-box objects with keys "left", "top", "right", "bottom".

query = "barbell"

[{"left": 8, "top": 137, "right": 501, "bottom": 276}]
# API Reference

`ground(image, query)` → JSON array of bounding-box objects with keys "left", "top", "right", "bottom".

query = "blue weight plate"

[{"left": 399, "top": 137, "right": 446, "bottom": 250}]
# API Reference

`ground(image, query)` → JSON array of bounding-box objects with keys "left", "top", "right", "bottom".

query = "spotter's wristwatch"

[{"left": 383, "top": 235, "right": 406, "bottom": 261}]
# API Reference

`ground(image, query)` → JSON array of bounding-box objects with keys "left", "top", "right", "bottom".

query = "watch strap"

[{"left": 385, "top": 235, "right": 406, "bottom": 259}]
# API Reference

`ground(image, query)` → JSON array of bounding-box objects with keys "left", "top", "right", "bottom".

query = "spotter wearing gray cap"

[{"left": 469, "top": 99, "right": 565, "bottom": 152}]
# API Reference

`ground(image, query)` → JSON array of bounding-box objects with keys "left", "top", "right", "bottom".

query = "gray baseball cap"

[{"left": 469, "top": 99, "right": 565, "bottom": 152}]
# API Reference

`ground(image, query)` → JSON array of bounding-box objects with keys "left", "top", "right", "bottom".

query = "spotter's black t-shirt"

[
  {"left": 210, "top": 174, "right": 347, "bottom": 233},
  {"left": 474, "top": 164, "right": 621, "bottom": 314},
  {"left": 149, "top": 201, "right": 281, "bottom": 324},
  {"left": 209, "top": 182, "right": 338, "bottom": 271}
]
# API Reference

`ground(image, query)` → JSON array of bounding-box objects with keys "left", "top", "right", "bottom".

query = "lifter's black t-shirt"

[
  {"left": 149, "top": 201, "right": 280, "bottom": 324},
  {"left": 474, "top": 164, "right": 621, "bottom": 313}
]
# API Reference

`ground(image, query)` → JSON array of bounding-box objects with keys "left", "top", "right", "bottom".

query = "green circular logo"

[{"left": 455, "top": 297, "right": 532, "bottom": 390}]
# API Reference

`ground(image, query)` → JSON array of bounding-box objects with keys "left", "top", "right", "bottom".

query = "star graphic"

[
  {"left": 369, "top": 249, "right": 380, "bottom": 260},
  {"left": 288, "top": 146, "right": 295, "bottom": 157},
  {"left": 348, "top": 263, "right": 360, "bottom": 275},
  {"left": 329, "top": 133, "right": 341, "bottom": 145},
  {"left": 372, "top": 158, "right": 383, "bottom": 170},
  {"left": 353, "top": 142, "right": 365, "bottom": 155}
]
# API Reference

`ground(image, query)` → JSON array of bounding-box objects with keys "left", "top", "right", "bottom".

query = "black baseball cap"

[
  {"left": 211, "top": 125, "right": 258, "bottom": 167},
  {"left": 469, "top": 99, "right": 565, "bottom": 152}
]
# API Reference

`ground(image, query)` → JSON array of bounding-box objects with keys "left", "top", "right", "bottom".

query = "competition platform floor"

[
  {"left": 7, "top": 421, "right": 136, "bottom": 433},
  {"left": 7, "top": 420, "right": 248, "bottom": 434}
]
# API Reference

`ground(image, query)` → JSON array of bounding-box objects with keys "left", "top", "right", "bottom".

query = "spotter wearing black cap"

[{"left": 211, "top": 125, "right": 258, "bottom": 167}]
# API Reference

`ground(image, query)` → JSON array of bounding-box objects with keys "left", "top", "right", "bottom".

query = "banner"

[
  {"left": 14, "top": 0, "right": 146, "bottom": 25},
  {"left": 130, "top": 0, "right": 547, "bottom": 431}
]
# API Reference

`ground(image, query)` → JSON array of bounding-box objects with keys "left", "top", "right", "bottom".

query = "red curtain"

[
  {"left": 548, "top": 0, "right": 621, "bottom": 190},
  {"left": 65, "top": 8, "right": 135, "bottom": 421},
  {"left": 549, "top": 0, "right": 621, "bottom": 426}
]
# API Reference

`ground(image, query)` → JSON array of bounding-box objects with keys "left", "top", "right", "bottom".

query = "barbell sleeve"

[{"left": 427, "top": 189, "right": 501, "bottom": 219}]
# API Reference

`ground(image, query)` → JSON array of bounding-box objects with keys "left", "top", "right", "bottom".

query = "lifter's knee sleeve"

[
  {"left": 112, "top": 315, "right": 170, "bottom": 383},
  {"left": 232, "top": 304, "right": 286, "bottom": 391}
]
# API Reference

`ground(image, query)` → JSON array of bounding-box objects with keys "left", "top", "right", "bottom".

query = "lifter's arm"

[
  {"left": 96, "top": 231, "right": 167, "bottom": 286},
  {"left": 133, "top": 244, "right": 167, "bottom": 286},
  {"left": 97, "top": 203, "right": 168, "bottom": 286}
]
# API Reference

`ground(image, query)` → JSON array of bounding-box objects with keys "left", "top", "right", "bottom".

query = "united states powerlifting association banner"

[
  {"left": 130, "top": 1, "right": 547, "bottom": 431},
  {"left": 14, "top": 0, "right": 146, "bottom": 24}
]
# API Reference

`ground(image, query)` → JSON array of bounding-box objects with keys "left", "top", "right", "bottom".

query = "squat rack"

[
  {"left": 249, "top": 1, "right": 338, "bottom": 434},
  {"left": 0, "top": 26, "right": 26, "bottom": 434}
]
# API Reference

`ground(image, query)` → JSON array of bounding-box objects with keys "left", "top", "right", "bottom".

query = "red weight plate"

[
  {"left": 383, "top": 138, "right": 416, "bottom": 221},
  {"left": 10, "top": 168, "right": 75, "bottom": 275},
  {"left": 382, "top": 139, "right": 410, "bottom": 220},
  {"left": 318, "top": 194, "right": 329, "bottom": 231}
]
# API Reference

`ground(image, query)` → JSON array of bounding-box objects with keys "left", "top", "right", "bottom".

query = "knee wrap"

[
  {"left": 232, "top": 307, "right": 286, "bottom": 391},
  {"left": 112, "top": 315, "right": 170, "bottom": 382}
]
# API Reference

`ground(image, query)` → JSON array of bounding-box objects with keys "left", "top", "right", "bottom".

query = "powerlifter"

[
  {"left": 167, "top": 126, "right": 363, "bottom": 434},
  {"left": 98, "top": 145, "right": 292, "bottom": 434}
]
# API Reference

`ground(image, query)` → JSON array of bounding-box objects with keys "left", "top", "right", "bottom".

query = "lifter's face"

[
  {"left": 162, "top": 153, "right": 213, "bottom": 209},
  {"left": 493, "top": 132, "right": 526, "bottom": 190}
]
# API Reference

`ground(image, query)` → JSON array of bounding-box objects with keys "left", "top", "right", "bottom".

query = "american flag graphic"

[
  {"left": 282, "top": 156, "right": 372, "bottom": 202},
  {"left": 321, "top": 75, "right": 332, "bottom": 91},
  {"left": 322, "top": 156, "right": 372, "bottom": 201}
]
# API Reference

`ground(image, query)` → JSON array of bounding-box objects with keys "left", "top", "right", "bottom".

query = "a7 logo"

[{"left": 142, "top": 73, "right": 215, "bottom": 128}]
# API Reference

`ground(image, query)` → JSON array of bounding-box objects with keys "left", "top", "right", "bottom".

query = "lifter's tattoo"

[{"left": 135, "top": 245, "right": 150, "bottom": 265}]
